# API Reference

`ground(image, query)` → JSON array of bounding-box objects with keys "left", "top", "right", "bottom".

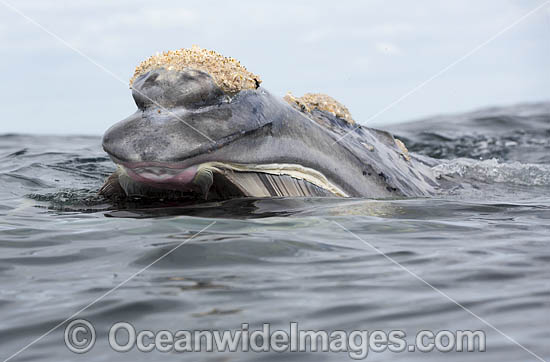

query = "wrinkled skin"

[{"left": 101, "top": 68, "right": 439, "bottom": 201}]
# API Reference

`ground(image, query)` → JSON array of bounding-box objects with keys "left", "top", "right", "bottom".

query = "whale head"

[{"left": 101, "top": 46, "right": 438, "bottom": 201}]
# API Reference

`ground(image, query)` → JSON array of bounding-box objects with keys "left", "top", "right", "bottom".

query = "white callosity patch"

[
  {"left": 394, "top": 138, "right": 411, "bottom": 161},
  {"left": 130, "top": 45, "right": 261, "bottom": 94},
  {"left": 284, "top": 92, "right": 355, "bottom": 125}
]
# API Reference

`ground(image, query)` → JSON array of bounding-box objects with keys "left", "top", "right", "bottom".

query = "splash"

[{"left": 433, "top": 158, "right": 550, "bottom": 186}]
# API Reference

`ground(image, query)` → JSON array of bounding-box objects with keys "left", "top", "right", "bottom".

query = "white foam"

[{"left": 433, "top": 158, "right": 550, "bottom": 186}]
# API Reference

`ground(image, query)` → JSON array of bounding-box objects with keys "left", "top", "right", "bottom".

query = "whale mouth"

[
  {"left": 105, "top": 161, "right": 348, "bottom": 200},
  {"left": 125, "top": 165, "right": 199, "bottom": 186}
]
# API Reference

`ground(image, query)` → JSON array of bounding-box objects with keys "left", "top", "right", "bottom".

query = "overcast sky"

[{"left": 0, "top": 0, "right": 549, "bottom": 135}]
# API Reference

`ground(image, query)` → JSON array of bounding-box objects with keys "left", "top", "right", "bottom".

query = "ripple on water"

[{"left": 1, "top": 117, "right": 550, "bottom": 362}]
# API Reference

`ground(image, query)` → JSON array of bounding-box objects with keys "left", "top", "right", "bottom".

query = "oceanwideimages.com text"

[{"left": 65, "top": 319, "right": 486, "bottom": 359}]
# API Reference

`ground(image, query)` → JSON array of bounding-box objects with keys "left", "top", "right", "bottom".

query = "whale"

[{"left": 100, "top": 46, "right": 439, "bottom": 201}]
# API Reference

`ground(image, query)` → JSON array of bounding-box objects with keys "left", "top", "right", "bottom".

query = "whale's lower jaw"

[{"left": 99, "top": 162, "right": 348, "bottom": 201}]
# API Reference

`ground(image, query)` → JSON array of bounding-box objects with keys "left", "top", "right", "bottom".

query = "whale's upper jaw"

[{"left": 102, "top": 65, "right": 269, "bottom": 163}]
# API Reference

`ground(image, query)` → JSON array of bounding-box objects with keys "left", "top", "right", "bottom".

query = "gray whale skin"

[{"left": 100, "top": 67, "right": 439, "bottom": 202}]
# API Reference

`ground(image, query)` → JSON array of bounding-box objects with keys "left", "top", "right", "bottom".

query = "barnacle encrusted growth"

[
  {"left": 130, "top": 46, "right": 262, "bottom": 94},
  {"left": 395, "top": 138, "right": 411, "bottom": 161},
  {"left": 284, "top": 92, "right": 355, "bottom": 125}
]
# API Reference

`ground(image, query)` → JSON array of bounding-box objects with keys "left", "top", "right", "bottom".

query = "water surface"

[{"left": 1, "top": 103, "right": 549, "bottom": 361}]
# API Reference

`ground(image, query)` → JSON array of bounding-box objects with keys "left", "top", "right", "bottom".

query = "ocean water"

[{"left": 0, "top": 102, "right": 549, "bottom": 362}]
